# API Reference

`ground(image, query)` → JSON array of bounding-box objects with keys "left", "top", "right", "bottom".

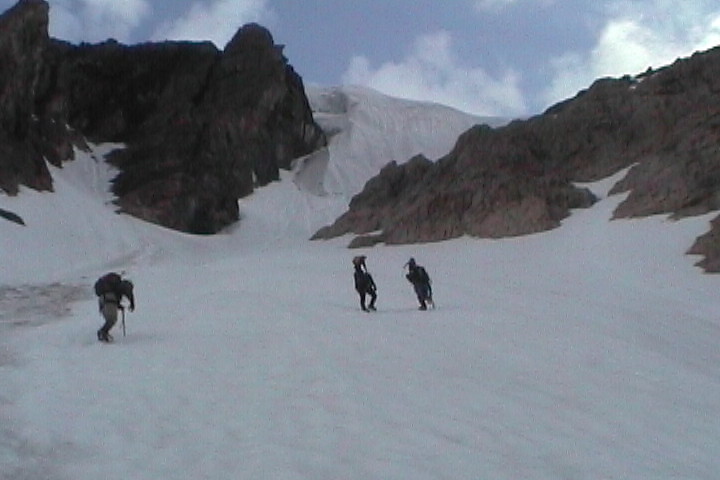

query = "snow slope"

[
  {"left": 298, "top": 85, "right": 505, "bottom": 202},
  {"left": 2, "top": 88, "right": 720, "bottom": 480}
]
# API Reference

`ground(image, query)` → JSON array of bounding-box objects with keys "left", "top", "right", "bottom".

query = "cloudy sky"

[{"left": 4, "top": 0, "right": 720, "bottom": 117}]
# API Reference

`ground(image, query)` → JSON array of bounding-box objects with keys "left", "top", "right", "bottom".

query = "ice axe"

[{"left": 120, "top": 305, "right": 126, "bottom": 337}]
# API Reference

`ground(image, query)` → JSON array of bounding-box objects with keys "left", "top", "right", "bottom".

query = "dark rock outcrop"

[
  {"left": 0, "top": 207, "right": 24, "bottom": 225},
  {"left": 0, "top": 0, "right": 53, "bottom": 194},
  {"left": 688, "top": 216, "right": 720, "bottom": 272},
  {"left": 314, "top": 46, "right": 720, "bottom": 270},
  {"left": 0, "top": 1, "right": 325, "bottom": 233},
  {"left": 312, "top": 120, "right": 599, "bottom": 246}
]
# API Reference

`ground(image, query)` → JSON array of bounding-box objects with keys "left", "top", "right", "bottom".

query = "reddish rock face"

[
  {"left": 313, "top": 46, "right": 720, "bottom": 272},
  {"left": 0, "top": 2, "right": 325, "bottom": 234}
]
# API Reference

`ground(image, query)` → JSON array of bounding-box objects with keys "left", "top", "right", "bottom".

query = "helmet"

[{"left": 407, "top": 257, "right": 416, "bottom": 267}]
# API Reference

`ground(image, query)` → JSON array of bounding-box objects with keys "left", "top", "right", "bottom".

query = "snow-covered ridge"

[{"left": 297, "top": 85, "right": 506, "bottom": 202}]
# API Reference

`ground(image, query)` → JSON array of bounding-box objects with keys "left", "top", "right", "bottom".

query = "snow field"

[{"left": 2, "top": 87, "right": 720, "bottom": 479}]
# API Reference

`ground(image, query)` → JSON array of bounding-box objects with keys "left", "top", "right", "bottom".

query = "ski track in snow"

[{"left": 2, "top": 87, "right": 720, "bottom": 479}]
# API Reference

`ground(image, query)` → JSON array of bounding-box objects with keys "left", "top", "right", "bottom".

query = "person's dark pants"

[
  {"left": 357, "top": 288, "right": 377, "bottom": 311},
  {"left": 414, "top": 284, "right": 430, "bottom": 309}
]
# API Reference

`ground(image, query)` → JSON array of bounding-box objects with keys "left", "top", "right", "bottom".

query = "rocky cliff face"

[
  {"left": 0, "top": 0, "right": 52, "bottom": 194},
  {"left": 313, "top": 46, "right": 720, "bottom": 271},
  {"left": 0, "top": 0, "right": 325, "bottom": 233}
]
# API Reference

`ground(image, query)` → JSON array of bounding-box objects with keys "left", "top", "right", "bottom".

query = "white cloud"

[
  {"left": 542, "top": 0, "right": 720, "bottom": 109},
  {"left": 473, "top": 0, "right": 554, "bottom": 13},
  {"left": 696, "top": 13, "right": 720, "bottom": 51},
  {"left": 151, "top": 0, "right": 274, "bottom": 49},
  {"left": 474, "top": 0, "right": 519, "bottom": 12},
  {"left": 48, "top": 0, "right": 151, "bottom": 43},
  {"left": 82, "top": 0, "right": 150, "bottom": 26},
  {"left": 342, "top": 31, "right": 527, "bottom": 117}
]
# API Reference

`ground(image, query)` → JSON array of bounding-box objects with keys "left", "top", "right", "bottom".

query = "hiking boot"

[
  {"left": 368, "top": 305, "right": 376, "bottom": 311},
  {"left": 419, "top": 305, "right": 427, "bottom": 311},
  {"left": 97, "top": 330, "right": 112, "bottom": 342}
]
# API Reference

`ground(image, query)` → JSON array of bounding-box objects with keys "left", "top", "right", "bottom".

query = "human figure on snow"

[
  {"left": 94, "top": 272, "right": 135, "bottom": 342},
  {"left": 405, "top": 257, "right": 432, "bottom": 310},
  {"left": 353, "top": 255, "right": 377, "bottom": 312}
]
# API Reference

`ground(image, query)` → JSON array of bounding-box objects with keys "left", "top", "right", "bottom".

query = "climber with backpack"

[
  {"left": 405, "top": 257, "right": 433, "bottom": 310},
  {"left": 94, "top": 272, "right": 135, "bottom": 342},
  {"left": 353, "top": 255, "right": 377, "bottom": 312}
]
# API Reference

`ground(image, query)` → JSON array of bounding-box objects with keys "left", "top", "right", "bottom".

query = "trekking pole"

[{"left": 121, "top": 306, "right": 126, "bottom": 337}]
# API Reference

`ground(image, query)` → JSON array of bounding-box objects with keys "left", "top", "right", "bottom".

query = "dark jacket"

[
  {"left": 406, "top": 265, "right": 430, "bottom": 287},
  {"left": 354, "top": 268, "right": 376, "bottom": 293}
]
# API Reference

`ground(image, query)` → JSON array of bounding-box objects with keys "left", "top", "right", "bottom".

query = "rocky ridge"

[
  {"left": 312, "top": 46, "right": 720, "bottom": 271},
  {"left": 0, "top": 0, "right": 325, "bottom": 233}
]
